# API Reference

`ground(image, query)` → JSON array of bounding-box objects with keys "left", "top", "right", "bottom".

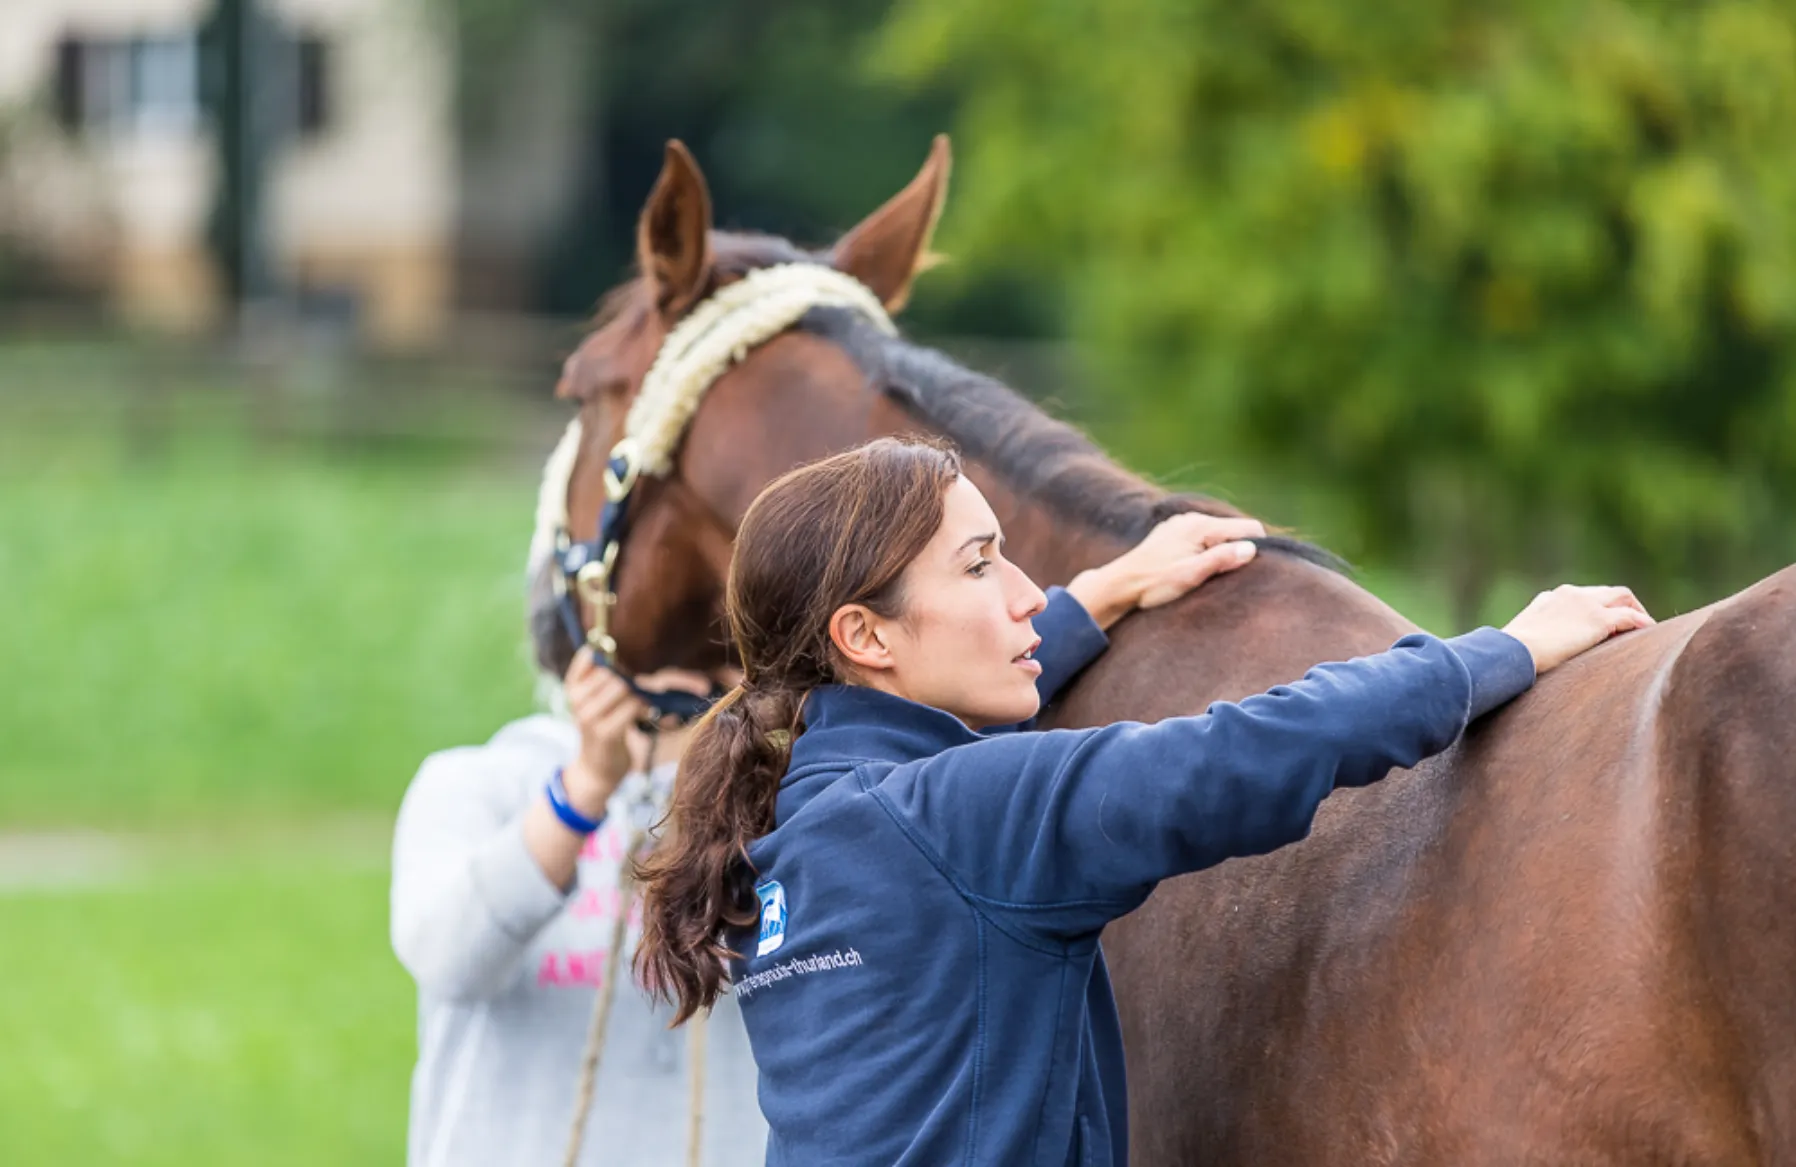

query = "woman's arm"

[
  {"left": 390, "top": 743, "right": 577, "bottom": 1002},
  {"left": 390, "top": 655, "right": 679, "bottom": 1002},
  {"left": 520, "top": 654, "right": 648, "bottom": 890},
  {"left": 878, "top": 630, "right": 1529, "bottom": 940},
  {"left": 881, "top": 631, "right": 1528, "bottom": 938},
  {"left": 881, "top": 586, "right": 1648, "bottom": 938}
]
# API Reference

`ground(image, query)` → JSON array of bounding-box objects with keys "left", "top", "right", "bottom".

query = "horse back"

[{"left": 1099, "top": 564, "right": 1796, "bottom": 1165}]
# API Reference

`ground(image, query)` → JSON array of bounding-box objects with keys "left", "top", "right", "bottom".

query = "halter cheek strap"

[
  {"left": 551, "top": 440, "right": 722, "bottom": 724},
  {"left": 557, "top": 438, "right": 640, "bottom": 662}
]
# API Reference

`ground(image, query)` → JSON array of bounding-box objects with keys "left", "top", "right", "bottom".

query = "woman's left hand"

[{"left": 1067, "top": 512, "right": 1267, "bottom": 629}]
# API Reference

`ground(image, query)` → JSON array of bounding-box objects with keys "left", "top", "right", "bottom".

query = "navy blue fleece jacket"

[{"left": 730, "top": 587, "right": 1535, "bottom": 1166}]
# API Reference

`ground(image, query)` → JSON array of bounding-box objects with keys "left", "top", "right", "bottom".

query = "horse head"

[{"left": 531, "top": 137, "right": 953, "bottom": 682}]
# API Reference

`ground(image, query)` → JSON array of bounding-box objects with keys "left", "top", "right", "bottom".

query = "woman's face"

[{"left": 842, "top": 476, "right": 1049, "bottom": 730}]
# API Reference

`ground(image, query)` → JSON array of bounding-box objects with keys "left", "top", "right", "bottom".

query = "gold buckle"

[
  {"left": 574, "top": 542, "right": 621, "bottom": 655},
  {"left": 574, "top": 542, "right": 619, "bottom": 596}
]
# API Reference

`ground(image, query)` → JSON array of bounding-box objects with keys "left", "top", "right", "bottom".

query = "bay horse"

[{"left": 533, "top": 136, "right": 1796, "bottom": 1163}]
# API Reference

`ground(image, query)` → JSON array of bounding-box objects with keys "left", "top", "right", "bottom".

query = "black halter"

[{"left": 552, "top": 437, "right": 724, "bottom": 726}]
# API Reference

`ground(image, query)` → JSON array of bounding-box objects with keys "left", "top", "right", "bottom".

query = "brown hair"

[{"left": 633, "top": 437, "right": 962, "bottom": 1021}]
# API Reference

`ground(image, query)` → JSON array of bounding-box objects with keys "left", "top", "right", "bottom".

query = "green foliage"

[
  {"left": 433, "top": 0, "right": 948, "bottom": 222},
  {"left": 423, "top": 0, "right": 1053, "bottom": 328},
  {"left": 880, "top": 0, "right": 1796, "bottom": 614}
]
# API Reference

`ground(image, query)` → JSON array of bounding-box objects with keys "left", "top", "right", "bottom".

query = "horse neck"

[
  {"left": 811, "top": 317, "right": 1418, "bottom": 686},
  {"left": 964, "top": 462, "right": 1133, "bottom": 585},
  {"left": 859, "top": 394, "right": 1152, "bottom": 587},
  {"left": 862, "top": 399, "right": 1420, "bottom": 696}
]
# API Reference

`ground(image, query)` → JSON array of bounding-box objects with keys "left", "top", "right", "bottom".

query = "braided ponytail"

[
  {"left": 634, "top": 684, "right": 801, "bottom": 1021},
  {"left": 634, "top": 438, "right": 960, "bottom": 1021}
]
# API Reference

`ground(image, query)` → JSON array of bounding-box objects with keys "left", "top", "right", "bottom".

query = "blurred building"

[{"left": 0, "top": 0, "right": 452, "bottom": 345}]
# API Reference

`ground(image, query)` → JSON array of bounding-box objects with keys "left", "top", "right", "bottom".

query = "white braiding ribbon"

[{"left": 623, "top": 262, "right": 897, "bottom": 476}]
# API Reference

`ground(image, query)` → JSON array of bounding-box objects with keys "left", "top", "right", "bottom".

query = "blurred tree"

[
  {"left": 430, "top": 0, "right": 1049, "bottom": 332},
  {"left": 880, "top": 0, "right": 1796, "bottom": 618}
]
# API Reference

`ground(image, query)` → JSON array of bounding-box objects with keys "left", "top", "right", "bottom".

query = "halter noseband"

[{"left": 545, "top": 263, "right": 897, "bottom": 726}]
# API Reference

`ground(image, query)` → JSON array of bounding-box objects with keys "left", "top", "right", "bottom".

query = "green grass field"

[
  {"left": 2, "top": 341, "right": 553, "bottom": 1163},
  {"left": 0, "top": 337, "right": 1471, "bottom": 1164},
  {"left": 1, "top": 343, "right": 548, "bottom": 826},
  {"left": 0, "top": 838, "right": 412, "bottom": 1166}
]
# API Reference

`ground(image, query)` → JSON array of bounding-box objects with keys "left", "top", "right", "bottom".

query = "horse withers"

[{"left": 535, "top": 136, "right": 1796, "bottom": 1164}]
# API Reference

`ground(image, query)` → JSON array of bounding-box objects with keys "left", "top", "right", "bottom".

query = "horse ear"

[
  {"left": 831, "top": 134, "right": 951, "bottom": 313},
  {"left": 637, "top": 140, "right": 714, "bottom": 317}
]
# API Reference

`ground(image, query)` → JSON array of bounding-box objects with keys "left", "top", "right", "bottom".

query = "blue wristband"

[{"left": 546, "top": 766, "right": 606, "bottom": 835}]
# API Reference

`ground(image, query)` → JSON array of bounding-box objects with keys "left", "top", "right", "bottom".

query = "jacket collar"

[{"left": 776, "top": 685, "right": 981, "bottom": 824}]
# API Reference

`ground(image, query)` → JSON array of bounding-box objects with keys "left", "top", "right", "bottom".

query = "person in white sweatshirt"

[{"left": 391, "top": 649, "right": 767, "bottom": 1167}]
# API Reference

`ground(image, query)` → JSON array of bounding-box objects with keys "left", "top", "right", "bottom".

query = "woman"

[
  {"left": 635, "top": 438, "right": 1652, "bottom": 1166},
  {"left": 390, "top": 653, "right": 766, "bottom": 1166}
]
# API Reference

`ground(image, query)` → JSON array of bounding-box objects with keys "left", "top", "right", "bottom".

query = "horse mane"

[{"left": 800, "top": 305, "right": 1345, "bottom": 573}]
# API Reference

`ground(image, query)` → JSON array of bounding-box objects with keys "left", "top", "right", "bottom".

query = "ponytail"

[
  {"left": 634, "top": 437, "right": 960, "bottom": 1023},
  {"left": 634, "top": 682, "right": 802, "bottom": 1022}
]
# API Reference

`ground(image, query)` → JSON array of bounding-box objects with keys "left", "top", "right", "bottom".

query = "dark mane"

[
  {"left": 713, "top": 232, "right": 822, "bottom": 276},
  {"left": 801, "top": 306, "right": 1345, "bottom": 573}
]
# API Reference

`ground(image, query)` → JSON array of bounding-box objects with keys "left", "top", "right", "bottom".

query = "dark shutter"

[
  {"left": 296, "top": 36, "right": 328, "bottom": 135},
  {"left": 54, "top": 36, "right": 85, "bottom": 131}
]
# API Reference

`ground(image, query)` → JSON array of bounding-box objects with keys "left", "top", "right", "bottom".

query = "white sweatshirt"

[{"left": 391, "top": 715, "right": 767, "bottom": 1167}]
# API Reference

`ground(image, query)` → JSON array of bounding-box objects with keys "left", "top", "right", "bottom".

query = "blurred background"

[{"left": 5, "top": 0, "right": 1796, "bottom": 1160}]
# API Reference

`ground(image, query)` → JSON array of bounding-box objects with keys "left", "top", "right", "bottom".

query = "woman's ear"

[{"left": 828, "top": 604, "right": 895, "bottom": 675}]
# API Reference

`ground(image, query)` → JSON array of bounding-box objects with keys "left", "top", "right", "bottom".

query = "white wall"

[
  {"left": 0, "top": 0, "right": 453, "bottom": 343},
  {"left": 270, "top": 0, "right": 451, "bottom": 250}
]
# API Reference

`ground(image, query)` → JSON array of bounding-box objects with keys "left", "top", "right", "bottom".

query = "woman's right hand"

[
  {"left": 1501, "top": 585, "right": 1655, "bottom": 674},
  {"left": 564, "top": 650, "right": 648, "bottom": 814}
]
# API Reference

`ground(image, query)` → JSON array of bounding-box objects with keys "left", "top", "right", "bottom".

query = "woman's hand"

[
  {"left": 1067, "top": 512, "right": 1268, "bottom": 630},
  {"left": 561, "top": 650, "right": 649, "bottom": 818},
  {"left": 1501, "top": 585, "right": 1656, "bottom": 674}
]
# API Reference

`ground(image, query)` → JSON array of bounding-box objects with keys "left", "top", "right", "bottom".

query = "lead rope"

[
  {"left": 560, "top": 826, "right": 642, "bottom": 1167},
  {"left": 686, "top": 997, "right": 710, "bottom": 1164},
  {"left": 560, "top": 737, "right": 710, "bottom": 1167}
]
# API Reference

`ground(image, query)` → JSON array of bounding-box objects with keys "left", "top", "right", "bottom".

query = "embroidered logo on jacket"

[{"left": 755, "top": 880, "right": 788, "bottom": 956}]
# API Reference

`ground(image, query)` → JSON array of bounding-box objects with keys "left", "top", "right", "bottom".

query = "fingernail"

[{"left": 1234, "top": 541, "right": 1257, "bottom": 561}]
